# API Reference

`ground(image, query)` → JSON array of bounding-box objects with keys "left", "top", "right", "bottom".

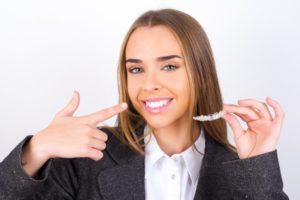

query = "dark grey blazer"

[{"left": 0, "top": 126, "right": 289, "bottom": 200}]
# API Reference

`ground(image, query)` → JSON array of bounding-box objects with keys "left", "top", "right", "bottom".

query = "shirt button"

[
  {"left": 244, "top": 194, "right": 249, "bottom": 199},
  {"left": 171, "top": 174, "right": 176, "bottom": 179}
]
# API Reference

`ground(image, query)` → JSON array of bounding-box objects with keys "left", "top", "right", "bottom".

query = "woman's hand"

[
  {"left": 21, "top": 90, "right": 128, "bottom": 177},
  {"left": 222, "top": 97, "right": 285, "bottom": 159}
]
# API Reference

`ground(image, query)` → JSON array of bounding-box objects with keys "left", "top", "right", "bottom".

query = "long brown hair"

[{"left": 103, "top": 8, "right": 235, "bottom": 155}]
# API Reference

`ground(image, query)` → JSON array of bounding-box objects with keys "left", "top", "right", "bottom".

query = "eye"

[
  {"left": 128, "top": 67, "right": 143, "bottom": 74},
  {"left": 162, "top": 64, "right": 178, "bottom": 71}
]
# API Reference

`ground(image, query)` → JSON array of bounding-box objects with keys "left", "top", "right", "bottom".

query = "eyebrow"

[{"left": 125, "top": 55, "right": 182, "bottom": 64}]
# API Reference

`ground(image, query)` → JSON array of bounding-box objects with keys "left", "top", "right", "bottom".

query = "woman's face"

[{"left": 125, "top": 25, "right": 191, "bottom": 129}]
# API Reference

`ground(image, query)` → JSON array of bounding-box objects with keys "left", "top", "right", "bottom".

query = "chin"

[{"left": 144, "top": 116, "right": 173, "bottom": 130}]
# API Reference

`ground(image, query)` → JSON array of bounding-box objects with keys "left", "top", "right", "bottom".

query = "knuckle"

[
  {"left": 81, "top": 146, "right": 90, "bottom": 155},
  {"left": 241, "top": 107, "right": 249, "bottom": 113},
  {"left": 96, "top": 141, "right": 105, "bottom": 150},
  {"left": 256, "top": 103, "right": 264, "bottom": 110},
  {"left": 92, "top": 151, "right": 103, "bottom": 161},
  {"left": 102, "top": 132, "right": 108, "bottom": 141},
  {"left": 80, "top": 116, "right": 94, "bottom": 126},
  {"left": 100, "top": 142, "right": 107, "bottom": 150},
  {"left": 262, "top": 103, "right": 268, "bottom": 109},
  {"left": 98, "top": 151, "right": 104, "bottom": 159},
  {"left": 82, "top": 125, "right": 93, "bottom": 133},
  {"left": 83, "top": 136, "right": 91, "bottom": 145}
]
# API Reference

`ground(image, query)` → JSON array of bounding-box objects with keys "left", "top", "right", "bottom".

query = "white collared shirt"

[{"left": 144, "top": 125, "right": 205, "bottom": 200}]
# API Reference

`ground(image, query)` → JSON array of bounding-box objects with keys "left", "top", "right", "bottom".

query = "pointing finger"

[{"left": 81, "top": 102, "right": 128, "bottom": 126}]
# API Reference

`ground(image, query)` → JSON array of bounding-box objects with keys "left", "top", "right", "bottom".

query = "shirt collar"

[
  {"left": 181, "top": 129, "right": 205, "bottom": 185},
  {"left": 144, "top": 125, "right": 206, "bottom": 186},
  {"left": 144, "top": 125, "right": 167, "bottom": 179}
]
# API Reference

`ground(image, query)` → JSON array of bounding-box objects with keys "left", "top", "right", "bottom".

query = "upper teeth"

[{"left": 146, "top": 100, "right": 169, "bottom": 108}]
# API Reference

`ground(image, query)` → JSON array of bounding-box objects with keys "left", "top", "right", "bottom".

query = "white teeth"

[
  {"left": 193, "top": 110, "right": 225, "bottom": 122},
  {"left": 146, "top": 100, "right": 169, "bottom": 108}
]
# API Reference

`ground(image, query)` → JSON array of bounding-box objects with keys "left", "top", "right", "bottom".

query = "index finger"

[
  {"left": 81, "top": 102, "right": 128, "bottom": 126},
  {"left": 266, "top": 97, "right": 285, "bottom": 124}
]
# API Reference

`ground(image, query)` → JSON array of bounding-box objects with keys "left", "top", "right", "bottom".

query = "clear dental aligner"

[{"left": 193, "top": 110, "right": 225, "bottom": 122}]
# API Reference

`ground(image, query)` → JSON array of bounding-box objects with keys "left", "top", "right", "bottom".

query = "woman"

[{"left": 0, "top": 9, "right": 289, "bottom": 199}]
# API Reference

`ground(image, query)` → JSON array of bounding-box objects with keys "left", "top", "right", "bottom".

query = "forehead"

[{"left": 125, "top": 25, "right": 183, "bottom": 59}]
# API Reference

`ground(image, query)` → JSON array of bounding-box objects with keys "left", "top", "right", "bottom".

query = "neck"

[{"left": 152, "top": 122, "right": 200, "bottom": 156}]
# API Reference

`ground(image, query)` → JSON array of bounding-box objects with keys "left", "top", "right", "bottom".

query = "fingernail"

[
  {"left": 72, "top": 90, "right": 76, "bottom": 98},
  {"left": 121, "top": 102, "right": 128, "bottom": 109}
]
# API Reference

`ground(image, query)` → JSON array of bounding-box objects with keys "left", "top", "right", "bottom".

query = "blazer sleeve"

[
  {"left": 222, "top": 150, "right": 289, "bottom": 200},
  {"left": 0, "top": 136, "right": 78, "bottom": 200}
]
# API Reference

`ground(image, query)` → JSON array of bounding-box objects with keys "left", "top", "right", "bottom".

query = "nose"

[{"left": 142, "top": 71, "right": 161, "bottom": 92}]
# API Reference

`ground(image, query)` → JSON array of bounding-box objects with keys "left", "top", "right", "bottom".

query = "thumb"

[
  {"left": 56, "top": 90, "right": 80, "bottom": 118},
  {"left": 222, "top": 113, "right": 244, "bottom": 140}
]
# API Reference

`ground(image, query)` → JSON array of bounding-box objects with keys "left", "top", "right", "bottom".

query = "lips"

[{"left": 141, "top": 98, "right": 173, "bottom": 114}]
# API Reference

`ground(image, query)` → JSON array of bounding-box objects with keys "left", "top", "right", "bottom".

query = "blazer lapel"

[
  {"left": 97, "top": 126, "right": 145, "bottom": 200},
  {"left": 97, "top": 125, "right": 238, "bottom": 200},
  {"left": 97, "top": 155, "right": 145, "bottom": 200},
  {"left": 193, "top": 133, "right": 239, "bottom": 200}
]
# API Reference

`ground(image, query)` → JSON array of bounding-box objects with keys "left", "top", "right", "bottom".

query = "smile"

[{"left": 142, "top": 98, "right": 173, "bottom": 114}]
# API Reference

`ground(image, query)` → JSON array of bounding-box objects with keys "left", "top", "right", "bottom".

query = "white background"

[{"left": 0, "top": 0, "right": 299, "bottom": 198}]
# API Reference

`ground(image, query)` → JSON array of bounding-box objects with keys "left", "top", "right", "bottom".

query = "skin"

[
  {"left": 126, "top": 25, "right": 285, "bottom": 159},
  {"left": 125, "top": 25, "right": 200, "bottom": 156},
  {"left": 21, "top": 91, "right": 128, "bottom": 177},
  {"left": 222, "top": 98, "right": 285, "bottom": 159},
  {"left": 21, "top": 25, "right": 285, "bottom": 178}
]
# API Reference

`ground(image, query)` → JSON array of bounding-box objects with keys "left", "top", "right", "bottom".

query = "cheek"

[
  {"left": 173, "top": 75, "right": 191, "bottom": 110},
  {"left": 177, "top": 82, "right": 190, "bottom": 106},
  {"left": 166, "top": 72, "right": 190, "bottom": 98},
  {"left": 127, "top": 78, "right": 140, "bottom": 105}
]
